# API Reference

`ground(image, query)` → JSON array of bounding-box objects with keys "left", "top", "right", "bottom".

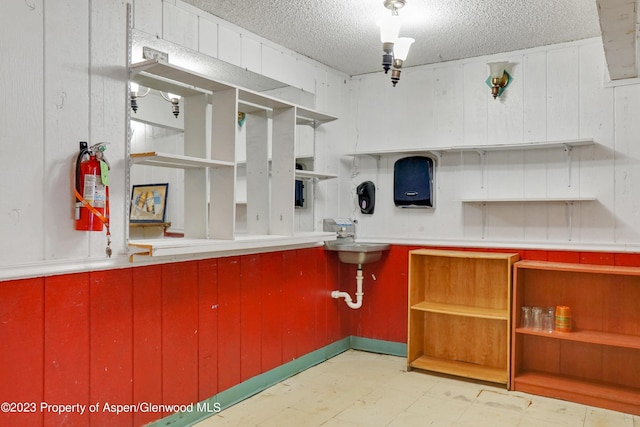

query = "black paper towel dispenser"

[{"left": 393, "top": 156, "right": 434, "bottom": 208}]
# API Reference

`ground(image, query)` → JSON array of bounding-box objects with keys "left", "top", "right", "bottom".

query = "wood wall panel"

[
  {"left": 281, "top": 250, "right": 300, "bottom": 362},
  {"left": 43, "top": 273, "right": 90, "bottom": 427},
  {"left": 240, "top": 255, "right": 262, "bottom": 381},
  {"left": 161, "top": 262, "right": 199, "bottom": 409},
  {"left": 325, "top": 251, "right": 348, "bottom": 343},
  {"left": 89, "top": 269, "right": 133, "bottom": 427},
  {"left": 4, "top": 245, "right": 635, "bottom": 426},
  {"left": 297, "top": 248, "right": 319, "bottom": 356},
  {"left": 198, "top": 259, "right": 219, "bottom": 400},
  {"left": 260, "top": 252, "right": 284, "bottom": 371},
  {"left": 217, "top": 257, "right": 242, "bottom": 391},
  {"left": 310, "top": 247, "right": 329, "bottom": 351},
  {"left": 0, "top": 278, "right": 44, "bottom": 427},
  {"left": 132, "top": 266, "right": 163, "bottom": 427}
]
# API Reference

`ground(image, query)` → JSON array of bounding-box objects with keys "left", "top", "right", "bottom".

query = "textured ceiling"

[{"left": 182, "top": 0, "right": 602, "bottom": 76}]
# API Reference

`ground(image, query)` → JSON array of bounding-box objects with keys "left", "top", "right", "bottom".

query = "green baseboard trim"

[
  {"left": 151, "top": 336, "right": 406, "bottom": 427},
  {"left": 349, "top": 336, "right": 407, "bottom": 357},
  {"left": 154, "top": 337, "right": 351, "bottom": 427}
]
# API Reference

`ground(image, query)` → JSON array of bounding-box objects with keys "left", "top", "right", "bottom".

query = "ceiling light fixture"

[
  {"left": 486, "top": 62, "right": 511, "bottom": 99},
  {"left": 379, "top": 0, "right": 414, "bottom": 87}
]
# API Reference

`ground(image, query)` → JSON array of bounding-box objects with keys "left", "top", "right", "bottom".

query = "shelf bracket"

[
  {"left": 429, "top": 150, "right": 442, "bottom": 164},
  {"left": 476, "top": 150, "right": 487, "bottom": 189},
  {"left": 481, "top": 202, "right": 487, "bottom": 240},
  {"left": 566, "top": 200, "right": 574, "bottom": 241},
  {"left": 563, "top": 144, "right": 573, "bottom": 187}
]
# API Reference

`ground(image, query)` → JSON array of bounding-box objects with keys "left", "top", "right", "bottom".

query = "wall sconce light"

[
  {"left": 130, "top": 82, "right": 149, "bottom": 113},
  {"left": 160, "top": 92, "right": 181, "bottom": 118},
  {"left": 486, "top": 62, "right": 511, "bottom": 99},
  {"left": 237, "top": 112, "right": 246, "bottom": 127},
  {"left": 378, "top": 0, "right": 414, "bottom": 87}
]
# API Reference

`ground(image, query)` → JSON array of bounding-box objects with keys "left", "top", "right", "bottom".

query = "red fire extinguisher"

[{"left": 74, "top": 141, "right": 112, "bottom": 257}]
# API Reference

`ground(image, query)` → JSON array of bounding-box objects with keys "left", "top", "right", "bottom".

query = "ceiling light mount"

[{"left": 383, "top": 0, "right": 406, "bottom": 12}]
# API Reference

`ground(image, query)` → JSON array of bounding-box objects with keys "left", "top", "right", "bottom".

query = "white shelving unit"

[
  {"left": 345, "top": 139, "right": 594, "bottom": 157},
  {"left": 346, "top": 139, "right": 597, "bottom": 241},
  {"left": 128, "top": 59, "right": 338, "bottom": 260},
  {"left": 462, "top": 197, "right": 597, "bottom": 241}
]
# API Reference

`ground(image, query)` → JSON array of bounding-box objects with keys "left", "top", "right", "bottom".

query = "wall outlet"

[{"left": 143, "top": 47, "right": 169, "bottom": 62}]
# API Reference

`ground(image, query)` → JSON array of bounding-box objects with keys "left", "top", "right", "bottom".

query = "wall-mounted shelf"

[
  {"left": 130, "top": 152, "right": 235, "bottom": 169},
  {"left": 128, "top": 59, "right": 338, "bottom": 260},
  {"left": 461, "top": 196, "right": 596, "bottom": 203},
  {"left": 128, "top": 232, "right": 336, "bottom": 261},
  {"left": 463, "top": 196, "right": 597, "bottom": 241},
  {"left": 131, "top": 60, "right": 337, "bottom": 127},
  {"left": 345, "top": 138, "right": 595, "bottom": 157},
  {"left": 295, "top": 170, "right": 338, "bottom": 181}
]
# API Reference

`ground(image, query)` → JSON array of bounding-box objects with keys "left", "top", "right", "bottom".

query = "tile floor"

[{"left": 194, "top": 349, "right": 639, "bottom": 427}]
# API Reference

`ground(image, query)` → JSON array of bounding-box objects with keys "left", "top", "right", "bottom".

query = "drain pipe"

[{"left": 331, "top": 265, "right": 364, "bottom": 309}]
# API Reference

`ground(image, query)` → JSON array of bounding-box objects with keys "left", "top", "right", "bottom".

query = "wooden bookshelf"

[
  {"left": 511, "top": 260, "right": 640, "bottom": 415},
  {"left": 407, "top": 249, "right": 519, "bottom": 386}
]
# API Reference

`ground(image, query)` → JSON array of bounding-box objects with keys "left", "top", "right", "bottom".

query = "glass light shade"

[
  {"left": 488, "top": 62, "right": 508, "bottom": 79},
  {"left": 378, "top": 15, "right": 401, "bottom": 43},
  {"left": 393, "top": 37, "right": 415, "bottom": 62}
]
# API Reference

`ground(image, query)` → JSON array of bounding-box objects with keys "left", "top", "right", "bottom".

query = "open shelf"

[
  {"left": 515, "top": 328, "right": 640, "bottom": 350},
  {"left": 411, "top": 301, "right": 508, "bottom": 320},
  {"left": 130, "top": 152, "right": 234, "bottom": 169},
  {"left": 346, "top": 138, "right": 595, "bottom": 157},
  {"left": 514, "top": 372, "right": 640, "bottom": 415},
  {"left": 128, "top": 232, "right": 336, "bottom": 260},
  {"left": 131, "top": 59, "right": 338, "bottom": 126},
  {"left": 295, "top": 170, "right": 338, "bottom": 181},
  {"left": 461, "top": 196, "right": 596, "bottom": 203},
  {"left": 410, "top": 355, "right": 508, "bottom": 384},
  {"left": 408, "top": 249, "right": 519, "bottom": 386},
  {"left": 128, "top": 59, "right": 338, "bottom": 258},
  {"left": 511, "top": 260, "right": 640, "bottom": 414}
]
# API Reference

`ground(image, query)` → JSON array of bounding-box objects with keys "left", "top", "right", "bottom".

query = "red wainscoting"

[
  {"left": 0, "top": 247, "right": 348, "bottom": 427},
  {"left": 1, "top": 244, "right": 639, "bottom": 427},
  {"left": 341, "top": 245, "right": 640, "bottom": 344}
]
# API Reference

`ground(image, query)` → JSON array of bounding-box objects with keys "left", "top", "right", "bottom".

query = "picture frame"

[{"left": 130, "top": 183, "right": 169, "bottom": 223}]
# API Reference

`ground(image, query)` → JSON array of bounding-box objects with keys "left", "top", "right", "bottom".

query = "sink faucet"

[{"left": 337, "top": 227, "right": 355, "bottom": 239}]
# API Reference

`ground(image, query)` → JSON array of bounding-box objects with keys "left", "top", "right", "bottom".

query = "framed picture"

[{"left": 130, "top": 183, "right": 169, "bottom": 223}]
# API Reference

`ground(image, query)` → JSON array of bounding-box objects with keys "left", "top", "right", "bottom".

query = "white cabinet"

[{"left": 128, "top": 60, "right": 337, "bottom": 259}]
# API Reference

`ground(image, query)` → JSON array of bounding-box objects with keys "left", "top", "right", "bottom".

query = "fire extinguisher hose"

[{"left": 74, "top": 188, "right": 109, "bottom": 228}]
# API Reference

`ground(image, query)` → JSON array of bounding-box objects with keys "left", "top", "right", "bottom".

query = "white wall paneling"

[
  {"left": 1, "top": 0, "right": 45, "bottom": 265},
  {"left": 133, "top": 0, "right": 162, "bottom": 37},
  {"left": 613, "top": 83, "right": 640, "bottom": 244},
  {"left": 198, "top": 16, "right": 218, "bottom": 58},
  {"left": 245, "top": 113, "right": 270, "bottom": 235},
  {"left": 577, "top": 42, "right": 616, "bottom": 244},
  {"left": 241, "top": 35, "right": 262, "bottom": 75},
  {"left": 209, "top": 88, "right": 237, "bottom": 240},
  {"left": 46, "top": 0, "right": 92, "bottom": 260},
  {"left": 162, "top": 2, "right": 198, "bottom": 51},
  {"left": 184, "top": 94, "right": 209, "bottom": 238},
  {"left": 344, "top": 39, "right": 639, "bottom": 250},
  {"left": 270, "top": 107, "right": 296, "bottom": 235},
  {"left": 218, "top": 25, "right": 242, "bottom": 67}
]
